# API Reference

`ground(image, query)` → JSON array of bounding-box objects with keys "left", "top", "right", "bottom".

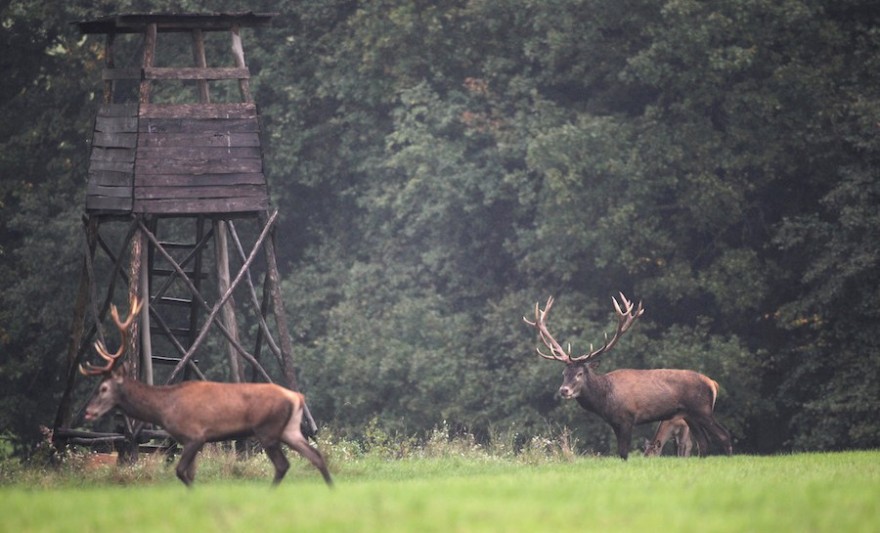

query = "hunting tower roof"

[{"left": 76, "top": 12, "right": 276, "bottom": 35}]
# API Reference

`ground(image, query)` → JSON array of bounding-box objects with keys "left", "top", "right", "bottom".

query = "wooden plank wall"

[
  {"left": 134, "top": 103, "right": 269, "bottom": 214},
  {"left": 85, "top": 102, "right": 270, "bottom": 215},
  {"left": 86, "top": 103, "right": 137, "bottom": 212}
]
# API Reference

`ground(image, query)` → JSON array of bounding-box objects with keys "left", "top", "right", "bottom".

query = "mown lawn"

[{"left": 1, "top": 450, "right": 877, "bottom": 532}]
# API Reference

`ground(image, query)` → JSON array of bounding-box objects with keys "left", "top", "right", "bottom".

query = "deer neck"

[
  {"left": 116, "top": 378, "right": 168, "bottom": 426},
  {"left": 574, "top": 368, "right": 614, "bottom": 416}
]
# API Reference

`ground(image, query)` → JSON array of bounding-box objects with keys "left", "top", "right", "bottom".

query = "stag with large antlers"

[
  {"left": 80, "top": 296, "right": 332, "bottom": 487},
  {"left": 524, "top": 294, "right": 732, "bottom": 459}
]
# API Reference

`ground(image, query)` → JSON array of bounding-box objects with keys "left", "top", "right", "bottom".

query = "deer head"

[
  {"left": 80, "top": 296, "right": 142, "bottom": 420},
  {"left": 523, "top": 293, "right": 643, "bottom": 399}
]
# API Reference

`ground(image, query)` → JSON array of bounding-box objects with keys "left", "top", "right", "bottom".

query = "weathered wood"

[
  {"left": 103, "top": 33, "right": 115, "bottom": 104},
  {"left": 136, "top": 214, "right": 278, "bottom": 384},
  {"left": 140, "top": 241, "right": 153, "bottom": 385},
  {"left": 101, "top": 67, "right": 252, "bottom": 81},
  {"left": 230, "top": 25, "right": 252, "bottom": 103},
  {"left": 86, "top": 196, "right": 133, "bottom": 212},
  {"left": 53, "top": 427, "right": 170, "bottom": 440},
  {"left": 133, "top": 197, "right": 268, "bottom": 214},
  {"left": 88, "top": 170, "right": 131, "bottom": 186},
  {"left": 97, "top": 103, "right": 138, "bottom": 117},
  {"left": 91, "top": 146, "right": 135, "bottom": 163},
  {"left": 133, "top": 173, "right": 265, "bottom": 187},
  {"left": 215, "top": 220, "right": 244, "bottom": 382},
  {"left": 87, "top": 183, "right": 133, "bottom": 198},
  {"left": 77, "top": 13, "right": 277, "bottom": 35},
  {"left": 136, "top": 145, "right": 261, "bottom": 160},
  {"left": 191, "top": 29, "right": 210, "bottom": 104},
  {"left": 139, "top": 103, "right": 257, "bottom": 119},
  {"left": 95, "top": 116, "right": 138, "bottom": 133},
  {"left": 138, "top": 118, "right": 259, "bottom": 133},
  {"left": 227, "top": 221, "right": 282, "bottom": 361},
  {"left": 93, "top": 132, "right": 139, "bottom": 149},
  {"left": 139, "top": 132, "right": 260, "bottom": 148},
  {"left": 139, "top": 23, "right": 157, "bottom": 104},
  {"left": 70, "top": 14, "right": 311, "bottom": 460},
  {"left": 144, "top": 67, "right": 250, "bottom": 80},
  {"left": 134, "top": 185, "right": 266, "bottom": 200},
  {"left": 135, "top": 157, "right": 262, "bottom": 175},
  {"left": 89, "top": 159, "right": 134, "bottom": 174}
]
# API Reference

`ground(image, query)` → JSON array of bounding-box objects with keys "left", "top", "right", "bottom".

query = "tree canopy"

[{"left": 1, "top": 0, "right": 878, "bottom": 454}]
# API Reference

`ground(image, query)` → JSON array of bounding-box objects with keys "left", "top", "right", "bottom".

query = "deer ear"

[{"left": 588, "top": 361, "right": 600, "bottom": 370}]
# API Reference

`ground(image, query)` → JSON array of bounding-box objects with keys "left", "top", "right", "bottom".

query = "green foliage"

[{"left": 2, "top": 0, "right": 879, "bottom": 455}]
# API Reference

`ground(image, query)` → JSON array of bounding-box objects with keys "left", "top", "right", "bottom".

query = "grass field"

[{"left": 1, "top": 447, "right": 877, "bottom": 532}]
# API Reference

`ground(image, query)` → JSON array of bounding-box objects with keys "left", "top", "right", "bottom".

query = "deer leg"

[
  {"left": 281, "top": 411, "right": 333, "bottom": 486},
  {"left": 682, "top": 436, "right": 693, "bottom": 457},
  {"left": 677, "top": 424, "right": 693, "bottom": 457},
  {"left": 676, "top": 434, "right": 692, "bottom": 457},
  {"left": 645, "top": 420, "right": 669, "bottom": 457},
  {"left": 705, "top": 417, "right": 733, "bottom": 455},
  {"left": 687, "top": 415, "right": 733, "bottom": 456},
  {"left": 286, "top": 436, "right": 333, "bottom": 486},
  {"left": 685, "top": 419, "right": 710, "bottom": 456},
  {"left": 612, "top": 424, "right": 633, "bottom": 460},
  {"left": 176, "top": 441, "right": 204, "bottom": 487},
  {"left": 263, "top": 444, "right": 290, "bottom": 486}
]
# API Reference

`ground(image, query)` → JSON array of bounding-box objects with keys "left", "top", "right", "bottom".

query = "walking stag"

[{"left": 80, "top": 296, "right": 333, "bottom": 487}]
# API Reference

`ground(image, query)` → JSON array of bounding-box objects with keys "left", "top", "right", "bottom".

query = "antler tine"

[
  {"left": 535, "top": 347, "right": 558, "bottom": 361},
  {"left": 112, "top": 295, "right": 143, "bottom": 331},
  {"left": 80, "top": 297, "right": 143, "bottom": 376},
  {"left": 523, "top": 295, "right": 571, "bottom": 363},
  {"left": 79, "top": 361, "right": 110, "bottom": 376},
  {"left": 570, "top": 292, "right": 644, "bottom": 362},
  {"left": 79, "top": 338, "right": 121, "bottom": 375}
]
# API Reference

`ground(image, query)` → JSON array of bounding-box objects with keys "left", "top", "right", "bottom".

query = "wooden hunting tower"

[{"left": 53, "top": 13, "right": 314, "bottom": 458}]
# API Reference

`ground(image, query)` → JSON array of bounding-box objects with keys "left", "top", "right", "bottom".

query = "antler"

[
  {"left": 79, "top": 295, "right": 143, "bottom": 376},
  {"left": 523, "top": 292, "right": 644, "bottom": 364},
  {"left": 523, "top": 296, "right": 574, "bottom": 362}
]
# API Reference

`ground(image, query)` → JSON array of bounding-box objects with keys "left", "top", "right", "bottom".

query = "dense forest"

[{"left": 1, "top": 0, "right": 878, "bottom": 456}]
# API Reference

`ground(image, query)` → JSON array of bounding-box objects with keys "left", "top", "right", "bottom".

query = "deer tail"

[{"left": 708, "top": 379, "right": 719, "bottom": 410}]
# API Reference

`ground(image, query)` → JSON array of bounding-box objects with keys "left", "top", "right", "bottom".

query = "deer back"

[
  {"left": 144, "top": 381, "right": 303, "bottom": 443},
  {"left": 581, "top": 367, "right": 718, "bottom": 425}
]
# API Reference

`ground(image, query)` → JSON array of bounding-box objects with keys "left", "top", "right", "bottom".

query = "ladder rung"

[
  {"left": 152, "top": 356, "right": 199, "bottom": 366},
  {"left": 150, "top": 268, "right": 205, "bottom": 279},
  {"left": 156, "top": 296, "right": 193, "bottom": 307},
  {"left": 150, "top": 326, "right": 192, "bottom": 337},
  {"left": 157, "top": 241, "right": 198, "bottom": 249}
]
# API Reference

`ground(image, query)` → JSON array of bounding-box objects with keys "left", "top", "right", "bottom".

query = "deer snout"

[{"left": 559, "top": 386, "right": 575, "bottom": 399}]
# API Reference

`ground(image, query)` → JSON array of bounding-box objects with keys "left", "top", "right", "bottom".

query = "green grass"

[{"left": 1, "top": 449, "right": 877, "bottom": 532}]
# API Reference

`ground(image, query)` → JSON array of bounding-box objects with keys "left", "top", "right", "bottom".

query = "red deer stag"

[
  {"left": 80, "top": 296, "right": 333, "bottom": 487},
  {"left": 524, "top": 293, "right": 732, "bottom": 459},
  {"left": 643, "top": 416, "right": 694, "bottom": 457}
]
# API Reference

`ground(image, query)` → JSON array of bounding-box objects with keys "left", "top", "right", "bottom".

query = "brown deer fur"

[
  {"left": 644, "top": 416, "right": 694, "bottom": 457},
  {"left": 526, "top": 294, "right": 732, "bottom": 460},
  {"left": 86, "top": 365, "right": 333, "bottom": 487},
  {"left": 81, "top": 298, "right": 332, "bottom": 487},
  {"left": 560, "top": 364, "right": 730, "bottom": 459}
]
